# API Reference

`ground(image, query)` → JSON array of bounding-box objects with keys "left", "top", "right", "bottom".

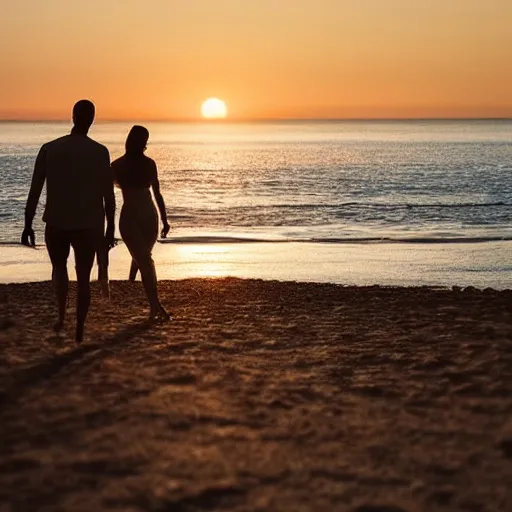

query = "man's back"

[
  {"left": 22, "top": 99, "right": 116, "bottom": 344},
  {"left": 41, "top": 134, "right": 111, "bottom": 231}
]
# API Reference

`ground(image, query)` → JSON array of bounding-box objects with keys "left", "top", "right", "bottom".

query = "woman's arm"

[{"left": 150, "top": 160, "right": 170, "bottom": 237}]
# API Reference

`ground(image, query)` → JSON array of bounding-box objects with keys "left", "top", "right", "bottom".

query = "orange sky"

[{"left": 1, "top": 0, "right": 511, "bottom": 120}]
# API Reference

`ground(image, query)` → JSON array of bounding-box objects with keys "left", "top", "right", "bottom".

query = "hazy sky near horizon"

[{"left": 1, "top": 0, "right": 511, "bottom": 120}]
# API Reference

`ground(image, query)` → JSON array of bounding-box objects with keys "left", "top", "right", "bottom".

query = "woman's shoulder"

[
  {"left": 143, "top": 155, "right": 157, "bottom": 168},
  {"left": 142, "top": 156, "right": 158, "bottom": 178},
  {"left": 111, "top": 155, "right": 126, "bottom": 168}
]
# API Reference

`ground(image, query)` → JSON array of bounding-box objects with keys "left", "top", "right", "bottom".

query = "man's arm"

[
  {"left": 22, "top": 146, "right": 47, "bottom": 246},
  {"left": 103, "top": 149, "right": 116, "bottom": 248}
]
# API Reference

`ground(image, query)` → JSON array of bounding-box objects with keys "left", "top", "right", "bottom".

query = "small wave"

[
  {"left": 157, "top": 235, "right": 512, "bottom": 245},
  {"left": 310, "top": 236, "right": 512, "bottom": 244},
  {"left": 402, "top": 202, "right": 509, "bottom": 209},
  {"left": 2, "top": 235, "right": 511, "bottom": 247},
  {"left": 159, "top": 236, "right": 285, "bottom": 244},
  {"left": 268, "top": 201, "right": 511, "bottom": 210},
  {"left": 214, "top": 202, "right": 512, "bottom": 212},
  {"left": 167, "top": 214, "right": 196, "bottom": 221}
]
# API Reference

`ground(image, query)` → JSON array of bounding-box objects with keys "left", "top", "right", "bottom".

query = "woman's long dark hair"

[
  {"left": 115, "top": 125, "right": 152, "bottom": 189},
  {"left": 125, "top": 125, "right": 149, "bottom": 158}
]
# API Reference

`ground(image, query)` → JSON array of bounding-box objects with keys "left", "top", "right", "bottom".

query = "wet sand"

[
  {"left": 1, "top": 279, "right": 512, "bottom": 511},
  {"left": 2, "top": 239, "right": 512, "bottom": 289}
]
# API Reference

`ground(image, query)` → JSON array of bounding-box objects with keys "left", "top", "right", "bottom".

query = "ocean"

[{"left": 1, "top": 120, "right": 512, "bottom": 287}]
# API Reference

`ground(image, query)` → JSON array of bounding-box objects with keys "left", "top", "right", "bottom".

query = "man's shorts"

[{"left": 45, "top": 224, "right": 102, "bottom": 270}]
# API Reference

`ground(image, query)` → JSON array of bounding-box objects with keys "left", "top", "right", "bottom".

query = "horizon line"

[{"left": 1, "top": 116, "right": 512, "bottom": 123}]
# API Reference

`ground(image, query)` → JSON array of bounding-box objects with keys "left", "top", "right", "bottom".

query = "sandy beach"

[{"left": 1, "top": 278, "right": 512, "bottom": 511}]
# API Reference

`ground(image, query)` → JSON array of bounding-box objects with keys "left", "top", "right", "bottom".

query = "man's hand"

[
  {"left": 21, "top": 226, "right": 36, "bottom": 247},
  {"left": 161, "top": 221, "right": 170, "bottom": 239},
  {"left": 105, "top": 226, "right": 116, "bottom": 250}
]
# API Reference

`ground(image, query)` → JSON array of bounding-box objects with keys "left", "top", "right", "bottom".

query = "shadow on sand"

[{"left": 0, "top": 319, "right": 154, "bottom": 408}]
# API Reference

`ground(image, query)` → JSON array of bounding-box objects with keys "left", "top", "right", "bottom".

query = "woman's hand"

[
  {"left": 161, "top": 221, "right": 170, "bottom": 238},
  {"left": 21, "top": 225, "right": 36, "bottom": 247}
]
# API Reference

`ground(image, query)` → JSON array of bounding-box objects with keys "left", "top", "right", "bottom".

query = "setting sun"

[{"left": 201, "top": 98, "right": 227, "bottom": 119}]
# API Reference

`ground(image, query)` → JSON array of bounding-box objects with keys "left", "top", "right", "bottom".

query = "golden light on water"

[{"left": 201, "top": 98, "right": 228, "bottom": 119}]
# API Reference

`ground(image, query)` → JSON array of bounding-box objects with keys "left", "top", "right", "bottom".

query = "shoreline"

[
  {"left": 1, "top": 278, "right": 512, "bottom": 510},
  {"left": 1, "top": 240, "right": 511, "bottom": 289}
]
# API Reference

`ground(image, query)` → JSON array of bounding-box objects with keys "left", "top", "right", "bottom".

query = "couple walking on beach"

[{"left": 21, "top": 100, "right": 170, "bottom": 343}]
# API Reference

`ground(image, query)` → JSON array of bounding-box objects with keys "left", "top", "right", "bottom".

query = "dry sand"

[{"left": 1, "top": 278, "right": 512, "bottom": 512}]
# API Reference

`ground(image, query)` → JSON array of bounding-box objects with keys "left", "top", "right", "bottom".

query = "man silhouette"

[{"left": 22, "top": 100, "right": 115, "bottom": 343}]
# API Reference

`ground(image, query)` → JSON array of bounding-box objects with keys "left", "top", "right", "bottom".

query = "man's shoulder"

[
  {"left": 81, "top": 137, "right": 110, "bottom": 159},
  {"left": 45, "top": 135, "right": 109, "bottom": 156},
  {"left": 42, "top": 135, "right": 70, "bottom": 150},
  {"left": 86, "top": 137, "right": 109, "bottom": 152}
]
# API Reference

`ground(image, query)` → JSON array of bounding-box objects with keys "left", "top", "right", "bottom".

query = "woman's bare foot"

[
  {"left": 158, "top": 306, "right": 171, "bottom": 321},
  {"left": 149, "top": 305, "right": 171, "bottom": 322}
]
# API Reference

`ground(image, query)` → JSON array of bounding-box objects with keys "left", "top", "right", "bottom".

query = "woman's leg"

[
  {"left": 135, "top": 250, "right": 159, "bottom": 313},
  {"left": 137, "top": 219, "right": 164, "bottom": 317},
  {"left": 121, "top": 211, "right": 165, "bottom": 317},
  {"left": 129, "top": 259, "right": 139, "bottom": 281}
]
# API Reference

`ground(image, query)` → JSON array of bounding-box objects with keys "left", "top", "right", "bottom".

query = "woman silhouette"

[{"left": 112, "top": 126, "right": 170, "bottom": 320}]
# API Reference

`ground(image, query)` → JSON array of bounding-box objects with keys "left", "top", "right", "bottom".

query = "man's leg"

[
  {"left": 96, "top": 242, "right": 110, "bottom": 299},
  {"left": 71, "top": 230, "right": 98, "bottom": 343},
  {"left": 45, "top": 225, "right": 70, "bottom": 332}
]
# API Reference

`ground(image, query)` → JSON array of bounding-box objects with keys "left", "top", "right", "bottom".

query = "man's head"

[{"left": 72, "top": 100, "right": 95, "bottom": 132}]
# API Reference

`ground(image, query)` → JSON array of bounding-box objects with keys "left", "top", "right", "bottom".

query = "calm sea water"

[{"left": 1, "top": 120, "right": 512, "bottom": 244}]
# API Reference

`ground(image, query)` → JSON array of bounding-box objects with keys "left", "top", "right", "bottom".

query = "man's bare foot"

[
  {"left": 75, "top": 324, "right": 84, "bottom": 344},
  {"left": 99, "top": 278, "right": 110, "bottom": 300},
  {"left": 53, "top": 319, "right": 64, "bottom": 333}
]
